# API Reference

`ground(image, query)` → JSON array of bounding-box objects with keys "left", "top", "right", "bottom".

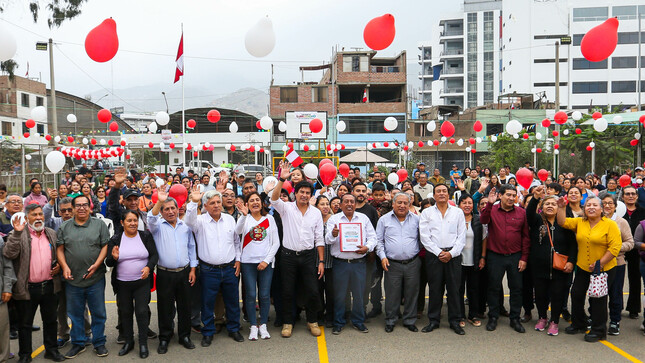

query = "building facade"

[{"left": 0, "top": 75, "right": 49, "bottom": 145}]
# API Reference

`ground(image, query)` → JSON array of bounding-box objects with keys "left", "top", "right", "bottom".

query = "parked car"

[{"left": 240, "top": 164, "right": 270, "bottom": 177}]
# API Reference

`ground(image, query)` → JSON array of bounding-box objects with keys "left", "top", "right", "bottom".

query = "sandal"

[
  {"left": 468, "top": 317, "right": 482, "bottom": 327},
  {"left": 459, "top": 319, "right": 466, "bottom": 328}
]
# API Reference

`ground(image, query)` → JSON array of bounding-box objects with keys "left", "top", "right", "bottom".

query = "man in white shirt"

[
  {"left": 419, "top": 184, "right": 466, "bottom": 335},
  {"left": 376, "top": 193, "right": 421, "bottom": 333},
  {"left": 270, "top": 160, "right": 325, "bottom": 338},
  {"left": 412, "top": 173, "right": 433, "bottom": 200},
  {"left": 326, "top": 194, "right": 376, "bottom": 335},
  {"left": 185, "top": 188, "right": 243, "bottom": 346}
]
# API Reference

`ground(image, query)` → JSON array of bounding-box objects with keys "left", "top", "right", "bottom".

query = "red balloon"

[
  {"left": 148, "top": 142, "right": 154, "bottom": 148},
  {"left": 169, "top": 184, "right": 188, "bottom": 209},
  {"left": 25, "top": 119, "right": 35, "bottom": 128},
  {"left": 303, "top": 145, "right": 309, "bottom": 152},
  {"left": 248, "top": 145, "right": 255, "bottom": 152},
  {"left": 537, "top": 169, "right": 549, "bottom": 181},
  {"left": 90, "top": 138, "right": 97, "bottom": 145},
  {"left": 125, "top": 155, "right": 131, "bottom": 160},
  {"left": 283, "top": 181, "right": 293, "bottom": 194},
  {"left": 256, "top": 120, "right": 262, "bottom": 129},
  {"left": 396, "top": 168, "right": 408, "bottom": 183},
  {"left": 207, "top": 109, "right": 221, "bottom": 123},
  {"left": 433, "top": 140, "right": 440, "bottom": 146},
  {"left": 186, "top": 144, "right": 192, "bottom": 150},
  {"left": 586, "top": 145, "right": 593, "bottom": 151},
  {"left": 592, "top": 111, "right": 602, "bottom": 120},
  {"left": 640, "top": 115, "right": 645, "bottom": 124},
  {"left": 193, "top": 151, "right": 198, "bottom": 157},
  {"left": 515, "top": 168, "right": 533, "bottom": 189},
  {"left": 554, "top": 144, "right": 560, "bottom": 149},
  {"left": 552, "top": 130, "right": 559, "bottom": 137},
  {"left": 469, "top": 138, "right": 475, "bottom": 145},
  {"left": 45, "top": 134, "right": 52, "bottom": 141},
  {"left": 522, "top": 133, "right": 529, "bottom": 139},
  {"left": 208, "top": 145, "right": 214, "bottom": 151},
  {"left": 287, "top": 142, "right": 294, "bottom": 149},
  {"left": 326, "top": 144, "right": 332, "bottom": 151},
  {"left": 630, "top": 139, "right": 639, "bottom": 146},
  {"left": 581, "top": 18, "right": 619, "bottom": 62},
  {"left": 120, "top": 140, "right": 126, "bottom": 146},
  {"left": 169, "top": 143, "right": 175, "bottom": 149},
  {"left": 85, "top": 18, "right": 119, "bottom": 62},
  {"left": 67, "top": 136, "right": 74, "bottom": 143},
  {"left": 309, "top": 118, "right": 323, "bottom": 133},
  {"left": 363, "top": 14, "right": 396, "bottom": 51},
  {"left": 541, "top": 118, "right": 551, "bottom": 128},
  {"left": 341, "top": 144, "right": 346, "bottom": 150},
  {"left": 383, "top": 141, "right": 389, "bottom": 147},
  {"left": 440, "top": 121, "right": 455, "bottom": 137},
  {"left": 473, "top": 120, "right": 483, "bottom": 132},
  {"left": 97, "top": 109, "right": 111, "bottom": 123},
  {"left": 418, "top": 141, "right": 424, "bottom": 147},
  {"left": 107, "top": 139, "right": 114, "bottom": 146},
  {"left": 575, "top": 128, "right": 582, "bottom": 134},
  {"left": 403, "top": 145, "right": 409, "bottom": 151},
  {"left": 109, "top": 121, "right": 118, "bottom": 132},
  {"left": 319, "top": 163, "right": 337, "bottom": 186},
  {"left": 619, "top": 174, "right": 632, "bottom": 188},
  {"left": 259, "top": 148, "right": 264, "bottom": 153},
  {"left": 230, "top": 145, "right": 236, "bottom": 151},
  {"left": 536, "top": 148, "right": 542, "bottom": 153},
  {"left": 319, "top": 159, "right": 333, "bottom": 167},
  {"left": 339, "top": 163, "right": 350, "bottom": 178},
  {"left": 470, "top": 149, "right": 476, "bottom": 154},
  {"left": 23, "top": 132, "right": 30, "bottom": 138},
  {"left": 187, "top": 119, "right": 196, "bottom": 129},
  {"left": 449, "top": 138, "right": 455, "bottom": 144},
  {"left": 554, "top": 111, "right": 568, "bottom": 125},
  {"left": 151, "top": 190, "right": 158, "bottom": 204}
]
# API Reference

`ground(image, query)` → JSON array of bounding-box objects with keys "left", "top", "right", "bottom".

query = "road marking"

[
  {"left": 30, "top": 345, "right": 44, "bottom": 359},
  {"left": 599, "top": 340, "right": 643, "bottom": 363},
  {"left": 317, "top": 326, "right": 329, "bottom": 363}
]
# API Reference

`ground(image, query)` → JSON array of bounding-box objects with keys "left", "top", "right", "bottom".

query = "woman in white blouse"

[{"left": 236, "top": 192, "right": 280, "bottom": 341}]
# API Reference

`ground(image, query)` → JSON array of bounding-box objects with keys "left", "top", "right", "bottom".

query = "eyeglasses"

[
  {"left": 6, "top": 200, "right": 22, "bottom": 204},
  {"left": 75, "top": 203, "right": 90, "bottom": 209},
  {"left": 60, "top": 208, "right": 73, "bottom": 213},
  {"left": 602, "top": 202, "right": 614, "bottom": 206},
  {"left": 623, "top": 192, "right": 637, "bottom": 196}
]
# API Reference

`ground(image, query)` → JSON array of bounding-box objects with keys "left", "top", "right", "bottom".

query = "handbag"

[
  {"left": 545, "top": 222, "right": 568, "bottom": 271},
  {"left": 587, "top": 261, "right": 608, "bottom": 298}
]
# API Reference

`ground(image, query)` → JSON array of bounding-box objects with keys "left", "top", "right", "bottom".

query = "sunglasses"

[{"left": 60, "top": 208, "right": 73, "bottom": 213}]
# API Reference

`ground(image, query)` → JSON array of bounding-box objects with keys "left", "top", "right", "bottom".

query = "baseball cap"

[
  {"left": 123, "top": 189, "right": 141, "bottom": 199},
  {"left": 636, "top": 167, "right": 644, "bottom": 171}
]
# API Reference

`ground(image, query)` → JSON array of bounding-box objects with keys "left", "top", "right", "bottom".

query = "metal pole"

[
  {"left": 638, "top": 9, "right": 642, "bottom": 166},
  {"left": 554, "top": 41, "right": 560, "bottom": 175},
  {"left": 21, "top": 144, "right": 25, "bottom": 195},
  {"left": 591, "top": 138, "right": 596, "bottom": 174},
  {"left": 181, "top": 24, "right": 186, "bottom": 168},
  {"left": 48, "top": 38, "right": 58, "bottom": 137}
]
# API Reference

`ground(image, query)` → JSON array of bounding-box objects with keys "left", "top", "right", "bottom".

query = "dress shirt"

[
  {"left": 413, "top": 183, "right": 433, "bottom": 200},
  {"left": 419, "top": 204, "right": 466, "bottom": 257},
  {"left": 185, "top": 202, "right": 241, "bottom": 265},
  {"left": 28, "top": 228, "right": 52, "bottom": 283},
  {"left": 147, "top": 211, "right": 197, "bottom": 269},
  {"left": 271, "top": 198, "right": 324, "bottom": 251},
  {"left": 375, "top": 211, "right": 420, "bottom": 261},
  {"left": 479, "top": 202, "right": 530, "bottom": 262},
  {"left": 325, "top": 211, "right": 377, "bottom": 260}
]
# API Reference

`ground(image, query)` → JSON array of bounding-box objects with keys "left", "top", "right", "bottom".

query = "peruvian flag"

[
  {"left": 174, "top": 33, "right": 184, "bottom": 83},
  {"left": 362, "top": 88, "right": 367, "bottom": 103},
  {"left": 285, "top": 148, "right": 303, "bottom": 167}
]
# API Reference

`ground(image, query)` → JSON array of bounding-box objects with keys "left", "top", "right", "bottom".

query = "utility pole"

[
  {"left": 638, "top": 8, "right": 642, "bottom": 166},
  {"left": 554, "top": 41, "right": 560, "bottom": 175}
]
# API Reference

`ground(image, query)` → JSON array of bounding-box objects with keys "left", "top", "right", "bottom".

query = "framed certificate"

[{"left": 339, "top": 223, "right": 363, "bottom": 252}]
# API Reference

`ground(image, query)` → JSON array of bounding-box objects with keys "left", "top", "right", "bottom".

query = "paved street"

[{"left": 14, "top": 271, "right": 645, "bottom": 362}]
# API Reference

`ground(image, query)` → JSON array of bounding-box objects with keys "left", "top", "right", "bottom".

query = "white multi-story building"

[
  {"left": 417, "top": 42, "right": 432, "bottom": 108},
  {"left": 423, "top": 0, "right": 645, "bottom": 111}
]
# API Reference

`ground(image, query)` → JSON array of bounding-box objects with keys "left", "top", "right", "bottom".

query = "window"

[
  {"left": 573, "top": 58, "right": 607, "bottom": 70},
  {"left": 612, "top": 6, "right": 637, "bottom": 20},
  {"left": 312, "top": 87, "right": 328, "bottom": 103},
  {"left": 533, "top": 82, "right": 568, "bottom": 87},
  {"left": 533, "top": 58, "right": 568, "bottom": 63},
  {"left": 36, "top": 96, "right": 43, "bottom": 106},
  {"left": 486, "top": 123, "right": 503, "bottom": 136},
  {"left": 572, "top": 81, "right": 607, "bottom": 94},
  {"left": 612, "top": 56, "right": 636, "bottom": 69},
  {"left": 36, "top": 124, "right": 45, "bottom": 134},
  {"left": 342, "top": 115, "right": 404, "bottom": 134},
  {"left": 618, "top": 32, "right": 645, "bottom": 45},
  {"left": 279, "top": 87, "right": 298, "bottom": 103},
  {"left": 533, "top": 34, "right": 569, "bottom": 40},
  {"left": 1, "top": 121, "right": 11, "bottom": 136},
  {"left": 611, "top": 81, "right": 636, "bottom": 93},
  {"left": 352, "top": 56, "right": 360, "bottom": 72},
  {"left": 573, "top": 34, "right": 584, "bottom": 46},
  {"left": 572, "top": 7, "right": 608, "bottom": 22},
  {"left": 20, "top": 93, "right": 29, "bottom": 107}
]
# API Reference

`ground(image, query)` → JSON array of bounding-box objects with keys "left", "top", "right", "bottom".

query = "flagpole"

[{"left": 181, "top": 23, "right": 186, "bottom": 167}]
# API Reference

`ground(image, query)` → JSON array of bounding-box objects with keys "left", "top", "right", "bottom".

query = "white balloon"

[
  {"left": 148, "top": 122, "right": 157, "bottom": 133},
  {"left": 374, "top": 142, "right": 381, "bottom": 148},
  {"left": 506, "top": 119, "right": 522, "bottom": 135},
  {"left": 45, "top": 151, "right": 65, "bottom": 173},
  {"left": 589, "top": 141, "right": 596, "bottom": 148},
  {"left": 593, "top": 118, "right": 608, "bottom": 132},
  {"left": 465, "top": 147, "right": 472, "bottom": 152},
  {"left": 476, "top": 137, "right": 482, "bottom": 143},
  {"left": 491, "top": 135, "right": 498, "bottom": 142},
  {"left": 615, "top": 201, "right": 627, "bottom": 218},
  {"left": 159, "top": 142, "right": 165, "bottom": 149},
  {"left": 100, "top": 139, "right": 106, "bottom": 145},
  {"left": 612, "top": 115, "right": 623, "bottom": 125},
  {"left": 513, "top": 133, "right": 519, "bottom": 139},
  {"left": 25, "top": 154, "right": 32, "bottom": 160},
  {"left": 336, "top": 144, "right": 342, "bottom": 150},
  {"left": 441, "top": 136, "right": 447, "bottom": 142},
  {"left": 245, "top": 16, "right": 276, "bottom": 58},
  {"left": 563, "top": 129, "right": 570, "bottom": 135},
  {"left": 229, "top": 122, "right": 238, "bottom": 133},
  {"left": 155, "top": 112, "right": 170, "bottom": 126},
  {"left": 155, "top": 178, "right": 165, "bottom": 188},
  {"left": 427, "top": 120, "right": 437, "bottom": 132},
  {"left": 264, "top": 149, "right": 270, "bottom": 155},
  {"left": 554, "top": 149, "right": 559, "bottom": 155},
  {"left": 531, "top": 148, "right": 536, "bottom": 153},
  {"left": 303, "top": 164, "right": 318, "bottom": 179},
  {"left": 336, "top": 120, "right": 346, "bottom": 132},
  {"left": 54, "top": 136, "right": 61, "bottom": 143},
  {"left": 572, "top": 111, "right": 582, "bottom": 121},
  {"left": 260, "top": 116, "right": 273, "bottom": 130},
  {"left": 263, "top": 176, "right": 278, "bottom": 192},
  {"left": 31, "top": 106, "right": 47, "bottom": 122},
  {"left": 281, "top": 145, "right": 288, "bottom": 152},
  {"left": 205, "top": 142, "right": 211, "bottom": 148},
  {"left": 407, "top": 141, "right": 413, "bottom": 148},
  {"left": 535, "top": 132, "right": 543, "bottom": 140},
  {"left": 0, "top": 23, "right": 17, "bottom": 62},
  {"left": 635, "top": 133, "right": 641, "bottom": 140},
  {"left": 278, "top": 121, "right": 287, "bottom": 132},
  {"left": 66, "top": 114, "right": 77, "bottom": 123},
  {"left": 367, "top": 144, "right": 373, "bottom": 150},
  {"left": 457, "top": 139, "right": 464, "bottom": 146},
  {"left": 384, "top": 117, "right": 398, "bottom": 131},
  {"left": 10, "top": 213, "right": 25, "bottom": 228},
  {"left": 399, "top": 150, "right": 406, "bottom": 156},
  {"left": 225, "top": 143, "right": 231, "bottom": 150}
]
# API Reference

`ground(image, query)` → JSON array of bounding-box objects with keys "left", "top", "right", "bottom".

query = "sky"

[{"left": 0, "top": 0, "right": 461, "bottom": 113}]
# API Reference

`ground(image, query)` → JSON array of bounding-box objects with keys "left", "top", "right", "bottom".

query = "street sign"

[{"left": 560, "top": 36, "right": 571, "bottom": 45}]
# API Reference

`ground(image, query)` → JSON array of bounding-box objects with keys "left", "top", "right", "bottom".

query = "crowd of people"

[{"left": 0, "top": 159, "right": 643, "bottom": 361}]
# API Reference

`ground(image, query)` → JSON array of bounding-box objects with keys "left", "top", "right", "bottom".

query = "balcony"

[
  {"left": 439, "top": 49, "right": 464, "bottom": 60},
  {"left": 439, "top": 88, "right": 464, "bottom": 96},
  {"left": 370, "top": 66, "right": 400, "bottom": 73},
  {"left": 440, "top": 30, "right": 464, "bottom": 37}
]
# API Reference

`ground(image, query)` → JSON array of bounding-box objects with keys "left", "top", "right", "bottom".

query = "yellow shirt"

[{"left": 561, "top": 217, "right": 621, "bottom": 272}]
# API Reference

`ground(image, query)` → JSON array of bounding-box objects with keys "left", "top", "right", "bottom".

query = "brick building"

[{"left": 0, "top": 75, "right": 49, "bottom": 145}]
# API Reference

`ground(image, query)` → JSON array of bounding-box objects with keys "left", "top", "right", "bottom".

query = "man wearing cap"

[{"left": 415, "top": 163, "right": 430, "bottom": 179}]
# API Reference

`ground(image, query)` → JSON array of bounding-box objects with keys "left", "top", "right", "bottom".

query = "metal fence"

[{"left": 0, "top": 172, "right": 58, "bottom": 195}]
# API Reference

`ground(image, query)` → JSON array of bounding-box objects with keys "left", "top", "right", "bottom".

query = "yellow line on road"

[
  {"left": 30, "top": 345, "right": 44, "bottom": 359},
  {"left": 600, "top": 340, "right": 643, "bottom": 363},
  {"left": 317, "top": 326, "right": 329, "bottom": 363}
]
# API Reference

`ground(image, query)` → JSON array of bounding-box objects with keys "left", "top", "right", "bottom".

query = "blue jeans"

[
  {"left": 333, "top": 258, "right": 366, "bottom": 328},
  {"left": 200, "top": 264, "right": 240, "bottom": 336},
  {"left": 608, "top": 264, "right": 626, "bottom": 323},
  {"left": 241, "top": 263, "right": 273, "bottom": 326},
  {"left": 66, "top": 277, "right": 106, "bottom": 347}
]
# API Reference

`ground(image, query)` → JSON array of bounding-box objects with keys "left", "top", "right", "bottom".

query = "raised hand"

[
  {"left": 533, "top": 185, "right": 545, "bottom": 199},
  {"left": 47, "top": 188, "right": 57, "bottom": 199},
  {"left": 556, "top": 196, "right": 567, "bottom": 208},
  {"left": 487, "top": 187, "right": 497, "bottom": 203},
  {"left": 479, "top": 178, "right": 490, "bottom": 193},
  {"left": 215, "top": 178, "right": 226, "bottom": 193},
  {"left": 278, "top": 160, "right": 292, "bottom": 180},
  {"left": 331, "top": 224, "right": 339, "bottom": 237},
  {"left": 157, "top": 188, "right": 169, "bottom": 204},
  {"left": 114, "top": 167, "right": 127, "bottom": 186},
  {"left": 238, "top": 201, "right": 249, "bottom": 216},
  {"left": 12, "top": 217, "right": 26, "bottom": 232},
  {"left": 456, "top": 179, "right": 465, "bottom": 191},
  {"left": 190, "top": 185, "right": 203, "bottom": 203}
]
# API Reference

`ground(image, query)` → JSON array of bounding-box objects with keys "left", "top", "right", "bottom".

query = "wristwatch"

[
  {"left": 279, "top": 177, "right": 286, "bottom": 182},
  {"left": 319, "top": 260, "right": 325, "bottom": 264}
]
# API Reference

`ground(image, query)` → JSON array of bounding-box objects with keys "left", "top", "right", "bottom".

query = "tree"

[
  {"left": 131, "top": 149, "right": 159, "bottom": 173},
  {"left": 0, "top": 59, "right": 18, "bottom": 81},
  {"left": 1, "top": 0, "right": 87, "bottom": 28},
  {"left": 478, "top": 134, "right": 552, "bottom": 173}
]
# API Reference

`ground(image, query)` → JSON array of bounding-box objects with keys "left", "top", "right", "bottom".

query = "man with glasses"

[
  {"left": 0, "top": 195, "right": 23, "bottom": 236},
  {"left": 56, "top": 196, "right": 110, "bottom": 359},
  {"left": 620, "top": 185, "right": 645, "bottom": 320}
]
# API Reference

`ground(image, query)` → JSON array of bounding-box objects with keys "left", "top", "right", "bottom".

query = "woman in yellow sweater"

[{"left": 556, "top": 195, "right": 621, "bottom": 343}]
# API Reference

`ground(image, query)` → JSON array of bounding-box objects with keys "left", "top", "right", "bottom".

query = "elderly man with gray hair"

[
  {"left": 147, "top": 189, "right": 197, "bottom": 354},
  {"left": 185, "top": 186, "right": 243, "bottom": 347},
  {"left": 376, "top": 192, "right": 421, "bottom": 333}
]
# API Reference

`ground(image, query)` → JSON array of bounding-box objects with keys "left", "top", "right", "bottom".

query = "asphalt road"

[{"left": 14, "top": 271, "right": 645, "bottom": 363}]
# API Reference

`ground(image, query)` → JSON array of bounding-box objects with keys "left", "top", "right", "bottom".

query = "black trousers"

[
  {"left": 116, "top": 278, "right": 150, "bottom": 345},
  {"left": 318, "top": 268, "right": 334, "bottom": 322},
  {"left": 571, "top": 267, "right": 616, "bottom": 337},
  {"left": 15, "top": 281, "right": 57, "bottom": 358},
  {"left": 417, "top": 255, "right": 428, "bottom": 314},
  {"left": 459, "top": 265, "right": 479, "bottom": 320},
  {"left": 522, "top": 264, "right": 534, "bottom": 314},
  {"left": 426, "top": 253, "right": 462, "bottom": 324},
  {"left": 533, "top": 275, "right": 568, "bottom": 324},
  {"left": 156, "top": 267, "right": 192, "bottom": 341},
  {"left": 625, "top": 250, "right": 642, "bottom": 314},
  {"left": 280, "top": 248, "right": 321, "bottom": 324},
  {"left": 487, "top": 252, "right": 523, "bottom": 320}
]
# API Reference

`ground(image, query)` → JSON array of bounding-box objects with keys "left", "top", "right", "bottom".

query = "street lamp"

[
  {"left": 36, "top": 39, "right": 57, "bottom": 137},
  {"left": 161, "top": 92, "right": 169, "bottom": 113}
]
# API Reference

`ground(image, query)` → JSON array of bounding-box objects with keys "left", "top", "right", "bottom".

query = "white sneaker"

[
  {"left": 259, "top": 324, "right": 271, "bottom": 340},
  {"left": 249, "top": 325, "right": 258, "bottom": 341}
]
